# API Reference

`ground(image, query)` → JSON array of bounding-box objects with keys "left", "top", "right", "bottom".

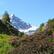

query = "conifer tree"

[{"left": 2, "top": 11, "right": 10, "bottom": 24}]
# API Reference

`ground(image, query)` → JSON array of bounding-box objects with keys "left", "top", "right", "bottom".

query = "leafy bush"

[
  {"left": 0, "top": 34, "right": 14, "bottom": 54},
  {"left": 0, "top": 43, "right": 13, "bottom": 54}
]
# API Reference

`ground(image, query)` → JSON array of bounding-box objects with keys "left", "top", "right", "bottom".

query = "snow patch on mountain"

[{"left": 19, "top": 25, "right": 38, "bottom": 32}]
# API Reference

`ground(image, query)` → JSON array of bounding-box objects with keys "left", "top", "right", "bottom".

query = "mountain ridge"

[
  {"left": 0, "top": 13, "right": 37, "bottom": 35},
  {"left": 10, "top": 14, "right": 32, "bottom": 29},
  {"left": 10, "top": 14, "right": 37, "bottom": 34}
]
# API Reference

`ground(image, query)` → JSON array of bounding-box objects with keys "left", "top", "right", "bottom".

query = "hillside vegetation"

[{"left": 0, "top": 11, "right": 54, "bottom": 54}]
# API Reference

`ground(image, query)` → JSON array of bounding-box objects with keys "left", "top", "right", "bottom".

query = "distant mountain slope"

[{"left": 10, "top": 14, "right": 31, "bottom": 30}]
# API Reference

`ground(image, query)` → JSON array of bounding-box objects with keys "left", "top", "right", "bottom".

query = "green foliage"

[
  {"left": 39, "top": 23, "right": 44, "bottom": 32},
  {"left": 0, "top": 20, "right": 9, "bottom": 34},
  {"left": 0, "top": 34, "right": 14, "bottom": 54},
  {"left": 2, "top": 11, "right": 10, "bottom": 24},
  {"left": 48, "top": 38, "right": 54, "bottom": 42},
  {"left": 0, "top": 43, "right": 13, "bottom": 54},
  {"left": 0, "top": 19, "right": 20, "bottom": 36},
  {"left": 47, "top": 18, "right": 54, "bottom": 24},
  {"left": 18, "top": 32, "right": 24, "bottom": 37},
  {"left": 47, "top": 18, "right": 54, "bottom": 32},
  {"left": 47, "top": 30, "right": 53, "bottom": 35}
]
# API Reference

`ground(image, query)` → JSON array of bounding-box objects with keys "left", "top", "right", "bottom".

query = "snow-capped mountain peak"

[
  {"left": 10, "top": 14, "right": 38, "bottom": 35},
  {"left": 0, "top": 13, "right": 38, "bottom": 35},
  {"left": 10, "top": 14, "right": 32, "bottom": 30}
]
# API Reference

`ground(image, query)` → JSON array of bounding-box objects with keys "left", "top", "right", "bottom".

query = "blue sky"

[{"left": 0, "top": 0, "right": 54, "bottom": 26}]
